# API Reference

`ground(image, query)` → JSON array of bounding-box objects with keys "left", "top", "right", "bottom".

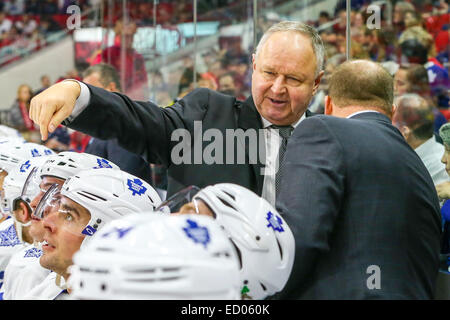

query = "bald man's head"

[
  {"left": 328, "top": 60, "right": 394, "bottom": 116},
  {"left": 393, "top": 93, "right": 434, "bottom": 144}
]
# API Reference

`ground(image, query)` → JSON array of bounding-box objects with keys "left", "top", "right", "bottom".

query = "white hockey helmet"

[
  {"left": 35, "top": 168, "right": 162, "bottom": 244},
  {"left": 0, "top": 142, "right": 54, "bottom": 174},
  {"left": 23, "top": 151, "right": 120, "bottom": 213},
  {"left": 69, "top": 213, "right": 241, "bottom": 300},
  {"left": 39, "top": 151, "right": 120, "bottom": 180},
  {"left": 0, "top": 125, "right": 22, "bottom": 139},
  {"left": 1, "top": 156, "right": 52, "bottom": 216},
  {"left": 192, "top": 183, "right": 295, "bottom": 300}
]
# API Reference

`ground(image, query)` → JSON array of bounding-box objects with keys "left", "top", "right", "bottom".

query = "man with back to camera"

[
  {"left": 28, "top": 21, "right": 325, "bottom": 207},
  {"left": 276, "top": 60, "right": 442, "bottom": 299}
]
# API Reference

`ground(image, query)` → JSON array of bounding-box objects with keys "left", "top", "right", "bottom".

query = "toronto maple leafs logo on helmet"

[
  {"left": 24, "top": 247, "right": 43, "bottom": 258},
  {"left": 20, "top": 160, "right": 31, "bottom": 173},
  {"left": 94, "top": 158, "right": 113, "bottom": 169},
  {"left": 127, "top": 178, "right": 147, "bottom": 196},
  {"left": 266, "top": 211, "right": 284, "bottom": 233},
  {"left": 183, "top": 219, "right": 210, "bottom": 248},
  {"left": 31, "top": 149, "right": 41, "bottom": 157},
  {"left": 101, "top": 226, "right": 134, "bottom": 239}
]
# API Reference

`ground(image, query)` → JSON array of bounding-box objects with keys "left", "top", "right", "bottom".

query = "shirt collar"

[
  {"left": 261, "top": 112, "right": 306, "bottom": 129},
  {"left": 415, "top": 136, "right": 438, "bottom": 158},
  {"left": 346, "top": 110, "right": 381, "bottom": 119}
]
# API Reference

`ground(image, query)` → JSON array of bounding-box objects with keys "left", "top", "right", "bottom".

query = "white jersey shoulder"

[
  {"left": 0, "top": 218, "right": 25, "bottom": 291},
  {"left": 21, "top": 271, "right": 66, "bottom": 300},
  {"left": 1, "top": 243, "right": 47, "bottom": 300}
]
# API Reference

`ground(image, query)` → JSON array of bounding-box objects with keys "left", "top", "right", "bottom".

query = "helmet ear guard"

[{"left": 192, "top": 183, "right": 295, "bottom": 300}]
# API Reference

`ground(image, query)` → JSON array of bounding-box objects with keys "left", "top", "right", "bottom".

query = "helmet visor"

[
  {"left": 155, "top": 185, "right": 201, "bottom": 214},
  {"left": 21, "top": 166, "right": 42, "bottom": 204},
  {"left": 36, "top": 184, "right": 93, "bottom": 238},
  {"left": 34, "top": 183, "right": 61, "bottom": 220}
]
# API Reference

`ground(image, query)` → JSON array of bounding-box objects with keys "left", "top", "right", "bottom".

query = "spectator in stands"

[
  {"left": 400, "top": 39, "right": 450, "bottom": 109},
  {"left": 44, "top": 125, "right": 70, "bottom": 152},
  {"left": 393, "top": 93, "right": 449, "bottom": 186},
  {"left": 399, "top": 10, "right": 436, "bottom": 57},
  {"left": 0, "top": 25, "right": 20, "bottom": 48},
  {"left": 41, "top": 0, "right": 58, "bottom": 15},
  {"left": 0, "top": 11, "right": 13, "bottom": 37},
  {"left": 91, "top": 19, "right": 148, "bottom": 100},
  {"left": 15, "top": 13, "right": 37, "bottom": 36},
  {"left": 7, "top": 84, "right": 36, "bottom": 133},
  {"left": 333, "top": 9, "right": 348, "bottom": 35},
  {"left": 218, "top": 72, "right": 237, "bottom": 97},
  {"left": 25, "top": 0, "right": 39, "bottom": 15},
  {"left": 178, "top": 56, "right": 194, "bottom": 96},
  {"left": 394, "top": 63, "right": 447, "bottom": 136},
  {"left": 35, "top": 75, "right": 51, "bottom": 95},
  {"left": 38, "top": 15, "right": 60, "bottom": 37},
  {"left": 393, "top": 1, "right": 416, "bottom": 36},
  {"left": 317, "top": 11, "right": 331, "bottom": 27},
  {"left": 4, "top": 0, "right": 25, "bottom": 15},
  {"left": 82, "top": 63, "right": 154, "bottom": 186},
  {"left": 208, "top": 59, "right": 227, "bottom": 87}
]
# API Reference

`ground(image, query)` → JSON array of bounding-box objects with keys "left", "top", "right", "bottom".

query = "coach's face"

[{"left": 251, "top": 31, "right": 322, "bottom": 126}]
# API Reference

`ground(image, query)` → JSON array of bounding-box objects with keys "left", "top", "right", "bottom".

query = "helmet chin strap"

[{"left": 12, "top": 215, "right": 32, "bottom": 244}]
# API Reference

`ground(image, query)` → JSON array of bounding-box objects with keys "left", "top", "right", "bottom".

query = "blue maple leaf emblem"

[
  {"left": 44, "top": 150, "right": 53, "bottom": 155},
  {"left": 127, "top": 178, "right": 147, "bottom": 196},
  {"left": 31, "top": 149, "right": 41, "bottom": 157},
  {"left": 0, "top": 224, "right": 21, "bottom": 247},
  {"left": 183, "top": 219, "right": 210, "bottom": 248},
  {"left": 20, "top": 160, "right": 31, "bottom": 173},
  {"left": 266, "top": 211, "right": 284, "bottom": 233},
  {"left": 94, "top": 158, "right": 113, "bottom": 169},
  {"left": 101, "top": 226, "right": 134, "bottom": 239},
  {"left": 24, "top": 247, "right": 43, "bottom": 258}
]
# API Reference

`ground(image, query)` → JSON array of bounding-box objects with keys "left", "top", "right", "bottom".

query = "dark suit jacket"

[
  {"left": 276, "top": 112, "right": 442, "bottom": 299},
  {"left": 65, "top": 85, "right": 313, "bottom": 197},
  {"left": 84, "top": 137, "right": 153, "bottom": 185}
]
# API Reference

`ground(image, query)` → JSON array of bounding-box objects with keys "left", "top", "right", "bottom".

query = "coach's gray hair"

[{"left": 255, "top": 21, "right": 325, "bottom": 77}]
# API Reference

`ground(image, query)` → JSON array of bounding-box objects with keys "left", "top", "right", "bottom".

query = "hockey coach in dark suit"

[{"left": 276, "top": 60, "right": 442, "bottom": 299}]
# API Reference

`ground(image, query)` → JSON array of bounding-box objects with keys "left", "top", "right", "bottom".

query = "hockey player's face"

[
  {"left": 178, "top": 199, "right": 215, "bottom": 218},
  {"left": 39, "top": 196, "right": 90, "bottom": 279},
  {"left": 29, "top": 176, "right": 65, "bottom": 242}
]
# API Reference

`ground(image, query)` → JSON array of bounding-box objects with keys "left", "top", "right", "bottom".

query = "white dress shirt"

[
  {"left": 415, "top": 136, "right": 449, "bottom": 186},
  {"left": 260, "top": 114, "right": 305, "bottom": 206}
]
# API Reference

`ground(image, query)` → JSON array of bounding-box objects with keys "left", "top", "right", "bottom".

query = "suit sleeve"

[
  {"left": 64, "top": 84, "right": 211, "bottom": 167},
  {"left": 276, "top": 116, "right": 345, "bottom": 298}
]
